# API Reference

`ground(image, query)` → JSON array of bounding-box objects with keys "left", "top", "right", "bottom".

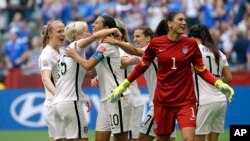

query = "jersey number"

[
  {"left": 171, "top": 57, "right": 177, "bottom": 70},
  {"left": 58, "top": 62, "right": 67, "bottom": 78},
  {"left": 206, "top": 56, "right": 220, "bottom": 77},
  {"left": 109, "top": 114, "right": 119, "bottom": 126},
  {"left": 144, "top": 115, "right": 152, "bottom": 125}
]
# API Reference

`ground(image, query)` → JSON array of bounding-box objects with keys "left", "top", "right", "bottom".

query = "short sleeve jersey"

[
  {"left": 140, "top": 46, "right": 158, "bottom": 107},
  {"left": 119, "top": 48, "right": 144, "bottom": 107},
  {"left": 95, "top": 43, "right": 131, "bottom": 101},
  {"left": 194, "top": 44, "right": 227, "bottom": 105},
  {"left": 38, "top": 45, "right": 60, "bottom": 106},
  {"left": 53, "top": 41, "right": 86, "bottom": 104},
  {"left": 143, "top": 35, "right": 204, "bottom": 107}
]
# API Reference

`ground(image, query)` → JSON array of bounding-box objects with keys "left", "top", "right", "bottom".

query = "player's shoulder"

[
  {"left": 150, "top": 35, "right": 166, "bottom": 43},
  {"left": 40, "top": 46, "right": 59, "bottom": 60},
  {"left": 181, "top": 35, "right": 196, "bottom": 43},
  {"left": 99, "top": 42, "right": 114, "bottom": 48},
  {"left": 219, "top": 50, "right": 227, "bottom": 60},
  {"left": 181, "top": 36, "right": 199, "bottom": 50},
  {"left": 98, "top": 42, "right": 117, "bottom": 52}
]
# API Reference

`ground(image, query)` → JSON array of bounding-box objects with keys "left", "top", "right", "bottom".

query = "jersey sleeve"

[
  {"left": 220, "top": 51, "right": 229, "bottom": 67},
  {"left": 39, "top": 53, "right": 54, "bottom": 71},
  {"left": 119, "top": 48, "right": 130, "bottom": 57},
  {"left": 97, "top": 43, "right": 115, "bottom": 57},
  {"left": 141, "top": 42, "right": 156, "bottom": 63},
  {"left": 191, "top": 41, "right": 205, "bottom": 69}
]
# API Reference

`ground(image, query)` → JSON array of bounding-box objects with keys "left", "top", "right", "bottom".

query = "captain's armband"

[{"left": 91, "top": 51, "right": 104, "bottom": 62}]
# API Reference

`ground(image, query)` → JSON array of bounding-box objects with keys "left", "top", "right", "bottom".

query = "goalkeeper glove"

[
  {"left": 109, "top": 79, "right": 131, "bottom": 103},
  {"left": 214, "top": 80, "right": 234, "bottom": 103}
]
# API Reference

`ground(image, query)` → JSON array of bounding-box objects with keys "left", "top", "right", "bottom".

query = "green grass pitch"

[{"left": 0, "top": 130, "right": 229, "bottom": 141}]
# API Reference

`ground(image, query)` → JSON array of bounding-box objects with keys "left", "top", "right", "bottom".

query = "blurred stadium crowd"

[{"left": 0, "top": 0, "right": 250, "bottom": 89}]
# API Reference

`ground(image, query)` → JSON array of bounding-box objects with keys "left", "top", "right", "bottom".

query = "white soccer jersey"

[
  {"left": 194, "top": 44, "right": 227, "bottom": 105},
  {"left": 95, "top": 43, "right": 131, "bottom": 101},
  {"left": 39, "top": 45, "right": 60, "bottom": 106},
  {"left": 141, "top": 46, "right": 158, "bottom": 107},
  {"left": 119, "top": 48, "right": 144, "bottom": 107},
  {"left": 53, "top": 41, "right": 86, "bottom": 104}
]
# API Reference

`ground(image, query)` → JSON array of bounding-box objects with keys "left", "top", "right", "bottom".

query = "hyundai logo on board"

[{"left": 10, "top": 92, "right": 46, "bottom": 128}]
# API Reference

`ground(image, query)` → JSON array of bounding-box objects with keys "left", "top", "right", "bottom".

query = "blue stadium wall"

[{"left": 0, "top": 86, "right": 249, "bottom": 130}]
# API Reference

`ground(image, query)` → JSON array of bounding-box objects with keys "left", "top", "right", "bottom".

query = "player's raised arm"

[
  {"left": 103, "top": 37, "right": 144, "bottom": 56},
  {"left": 77, "top": 28, "right": 121, "bottom": 48}
]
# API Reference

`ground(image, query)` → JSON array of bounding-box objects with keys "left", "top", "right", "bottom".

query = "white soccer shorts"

[{"left": 53, "top": 101, "right": 88, "bottom": 140}]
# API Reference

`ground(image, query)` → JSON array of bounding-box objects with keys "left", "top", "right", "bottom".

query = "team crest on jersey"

[
  {"left": 42, "top": 60, "right": 48, "bottom": 66},
  {"left": 98, "top": 46, "right": 106, "bottom": 53},
  {"left": 182, "top": 46, "right": 189, "bottom": 54}
]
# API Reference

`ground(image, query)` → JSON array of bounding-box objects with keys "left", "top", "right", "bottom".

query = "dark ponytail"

[
  {"left": 155, "top": 19, "right": 167, "bottom": 37},
  {"left": 188, "top": 24, "right": 221, "bottom": 66},
  {"left": 155, "top": 12, "right": 181, "bottom": 37}
]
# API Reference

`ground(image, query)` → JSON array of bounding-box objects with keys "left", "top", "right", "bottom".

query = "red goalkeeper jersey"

[{"left": 142, "top": 35, "right": 204, "bottom": 107}]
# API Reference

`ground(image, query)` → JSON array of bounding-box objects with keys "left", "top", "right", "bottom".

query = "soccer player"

[
  {"left": 114, "top": 19, "right": 145, "bottom": 141},
  {"left": 104, "top": 26, "right": 176, "bottom": 141},
  {"left": 65, "top": 15, "right": 133, "bottom": 141},
  {"left": 39, "top": 20, "right": 65, "bottom": 141},
  {"left": 188, "top": 24, "right": 232, "bottom": 141},
  {"left": 109, "top": 12, "right": 234, "bottom": 141},
  {"left": 53, "top": 21, "right": 121, "bottom": 141}
]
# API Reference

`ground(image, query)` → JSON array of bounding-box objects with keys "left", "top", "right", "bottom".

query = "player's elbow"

[
  {"left": 41, "top": 76, "right": 51, "bottom": 85},
  {"left": 80, "top": 64, "right": 94, "bottom": 71},
  {"left": 222, "top": 66, "right": 233, "bottom": 83}
]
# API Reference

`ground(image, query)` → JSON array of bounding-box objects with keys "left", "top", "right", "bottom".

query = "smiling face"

[
  {"left": 168, "top": 13, "right": 186, "bottom": 35},
  {"left": 48, "top": 21, "right": 65, "bottom": 47},
  {"left": 92, "top": 16, "right": 106, "bottom": 33},
  {"left": 65, "top": 21, "right": 90, "bottom": 41},
  {"left": 133, "top": 29, "right": 150, "bottom": 48}
]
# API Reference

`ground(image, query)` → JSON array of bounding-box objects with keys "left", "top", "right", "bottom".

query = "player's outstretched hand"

[
  {"left": 214, "top": 80, "right": 235, "bottom": 103},
  {"left": 109, "top": 79, "right": 131, "bottom": 103}
]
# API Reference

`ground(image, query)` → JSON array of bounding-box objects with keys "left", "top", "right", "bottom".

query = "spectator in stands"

[
  {"left": 237, "top": 12, "right": 250, "bottom": 35},
  {"left": 182, "top": 0, "right": 201, "bottom": 29},
  {"left": 217, "top": 22, "right": 234, "bottom": 60},
  {"left": 21, "top": 36, "right": 42, "bottom": 75},
  {"left": 116, "top": 0, "right": 146, "bottom": 41},
  {"left": 95, "top": 0, "right": 116, "bottom": 17},
  {"left": 77, "top": 0, "right": 96, "bottom": 31},
  {"left": 214, "top": 0, "right": 230, "bottom": 24},
  {"left": 230, "top": 30, "right": 249, "bottom": 70},
  {"left": 20, "top": 0, "right": 35, "bottom": 22},
  {"left": 4, "top": 28, "right": 28, "bottom": 88},
  {"left": 200, "top": 0, "right": 216, "bottom": 29},
  {"left": 60, "top": 0, "right": 71, "bottom": 25},
  {"left": 233, "top": 0, "right": 250, "bottom": 25},
  {"left": 0, "top": 0, "right": 7, "bottom": 33},
  {"left": 40, "top": 0, "right": 62, "bottom": 25},
  {"left": 168, "top": 0, "right": 182, "bottom": 12},
  {"left": 147, "top": 0, "right": 168, "bottom": 31}
]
